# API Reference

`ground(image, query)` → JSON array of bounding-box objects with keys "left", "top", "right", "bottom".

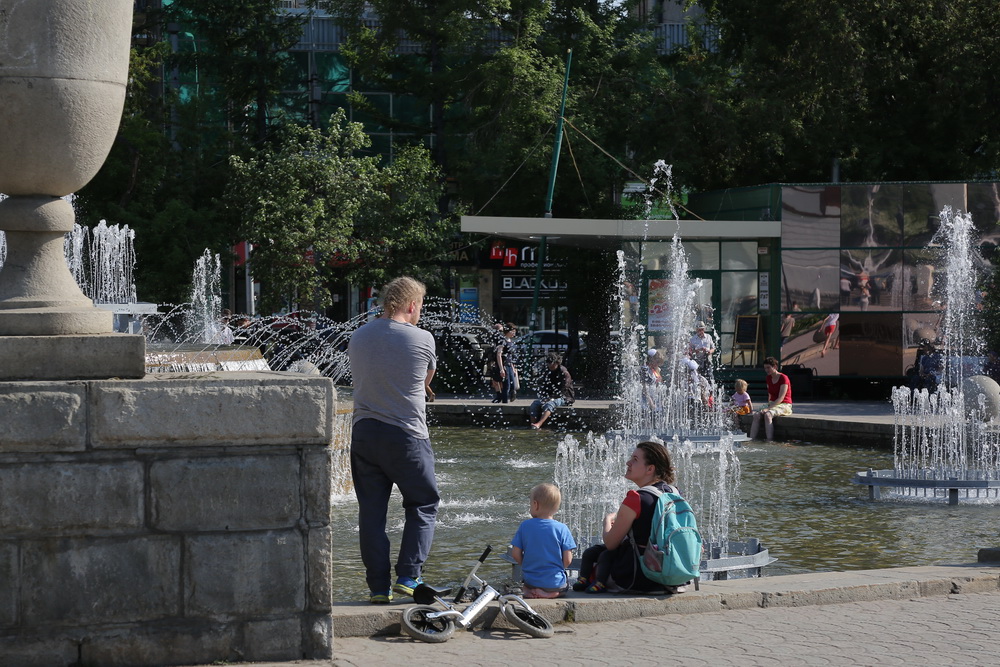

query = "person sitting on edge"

[
  {"left": 749, "top": 356, "right": 793, "bottom": 441},
  {"left": 529, "top": 352, "right": 575, "bottom": 429},
  {"left": 730, "top": 378, "right": 753, "bottom": 429},
  {"left": 573, "top": 441, "right": 689, "bottom": 594},
  {"left": 510, "top": 483, "right": 576, "bottom": 599},
  {"left": 731, "top": 378, "right": 753, "bottom": 415}
]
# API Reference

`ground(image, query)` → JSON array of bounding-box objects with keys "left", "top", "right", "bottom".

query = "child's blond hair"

[
  {"left": 734, "top": 378, "right": 748, "bottom": 393},
  {"left": 531, "top": 483, "right": 561, "bottom": 514}
]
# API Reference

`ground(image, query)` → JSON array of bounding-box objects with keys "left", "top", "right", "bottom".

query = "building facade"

[{"left": 465, "top": 181, "right": 1000, "bottom": 383}]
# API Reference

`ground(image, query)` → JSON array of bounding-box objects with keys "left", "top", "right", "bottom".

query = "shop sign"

[
  {"left": 500, "top": 273, "right": 567, "bottom": 300},
  {"left": 450, "top": 241, "right": 477, "bottom": 266},
  {"left": 758, "top": 273, "right": 770, "bottom": 311},
  {"left": 484, "top": 241, "right": 560, "bottom": 270}
]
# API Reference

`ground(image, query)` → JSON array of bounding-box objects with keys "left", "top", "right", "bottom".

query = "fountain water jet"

[
  {"left": 855, "top": 207, "right": 1000, "bottom": 504},
  {"left": 555, "top": 161, "right": 771, "bottom": 581},
  {"left": 65, "top": 220, "right": 158, "bottom": 332}
]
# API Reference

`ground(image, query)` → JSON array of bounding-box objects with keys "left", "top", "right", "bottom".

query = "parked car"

[{"left": 419, "top": 323, "right": 501, "bottom": 395}]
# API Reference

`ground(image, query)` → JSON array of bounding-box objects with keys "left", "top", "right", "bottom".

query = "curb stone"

[{"left": 331, "top": 564, "right": 1000, "bottom": 637}]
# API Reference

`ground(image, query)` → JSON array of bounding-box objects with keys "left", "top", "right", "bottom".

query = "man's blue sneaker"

[
  {"left": 393, "top": 576, "right": 423, "bottom": 597},
  {"left": 369, "top": 590, "right": 393, "bottom": 604}
]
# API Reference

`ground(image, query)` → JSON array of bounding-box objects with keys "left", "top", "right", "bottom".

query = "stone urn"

[
  {"left": 0, "top": 0, "right": 133, "bottom": 335},
  {"left": 963, "top": 375, "right": 1000, "bottom": 422}
]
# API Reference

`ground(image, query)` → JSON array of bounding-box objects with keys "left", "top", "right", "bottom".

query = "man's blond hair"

[
  {"left": 381, "top": 276, "right": 426, "bottom": 317},
  {"left": 531, "top": 482, "right": 561, "bottom": 513}
]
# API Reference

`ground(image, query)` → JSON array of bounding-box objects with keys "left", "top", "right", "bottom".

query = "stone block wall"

[{"left": 0, "top": 372, "right": 335, "bottom": 666}]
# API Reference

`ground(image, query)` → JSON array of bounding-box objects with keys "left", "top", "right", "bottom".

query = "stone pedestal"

[{"left": 0, "top": 372, "right": 336, "bottom": 666}]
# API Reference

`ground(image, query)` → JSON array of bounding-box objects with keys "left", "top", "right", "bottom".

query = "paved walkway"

[
  {"left": 215, "top": 566, "right": 1000, "bottom": 665},
  {"left": 329, "top": 591, "right": 1000, "bottom": 666}
]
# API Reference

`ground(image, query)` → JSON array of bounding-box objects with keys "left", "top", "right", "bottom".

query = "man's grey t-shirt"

[{"left": 349, "top": 317, "right": 437, "bottom": 440}]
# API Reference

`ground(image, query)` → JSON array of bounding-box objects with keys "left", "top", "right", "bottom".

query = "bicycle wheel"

[
  {"left": 501, "top": 602, "right": 554, "bottom": 638},
  {"left": 400, "top": 605, "right": 456, "bottom": 643}
]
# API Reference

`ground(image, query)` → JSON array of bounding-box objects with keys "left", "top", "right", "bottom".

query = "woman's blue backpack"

[{"left": 635, "top": 485, "right": 702, "bottom": 587}]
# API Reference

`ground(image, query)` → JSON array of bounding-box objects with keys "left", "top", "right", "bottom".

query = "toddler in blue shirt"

[{"left": 511, "top": 483, "right": 577, "bottom": 599}]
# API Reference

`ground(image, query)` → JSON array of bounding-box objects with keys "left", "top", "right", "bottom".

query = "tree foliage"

[
  {"left": 327, "top": 0, "right": 568, "bottom": 216},
  {"left": 163, "top": 0, "right": 305, "bottom": 143},
  {"left": 77, "top": 0, "right": 1000, "bottom": 314},
  {"left": 226, "top": 110, "right": 449, "bottom": 312},
  {"left": 77, "top": 1, "right": 307, "bottom": 305},
  {"left": 670, "top": 0, "right": 1000, "bottom": 187}
]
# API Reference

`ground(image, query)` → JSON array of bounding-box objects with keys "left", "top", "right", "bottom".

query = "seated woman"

[
  {"left": 749, "top": 356, "right": 793, "bottom": 441},
  {"left": 573, "top": 440, "right": 689, "bottom": 594}
]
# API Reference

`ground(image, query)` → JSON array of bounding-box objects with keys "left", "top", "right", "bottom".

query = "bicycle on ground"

[{"left": 400, "top": 545, "right": 554, "bottom": 643}]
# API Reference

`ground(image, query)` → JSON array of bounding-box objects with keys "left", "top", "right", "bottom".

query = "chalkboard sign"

[{"left": 734, "top": 315, "right": 759, "bottom": 349}]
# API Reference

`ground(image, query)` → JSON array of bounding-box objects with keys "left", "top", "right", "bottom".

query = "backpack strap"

[
  {"left": 628, "top": 485, "right": 670, "bottom": 547},
  {"left": 640, "top": 484, "right": 679, "bottom": 497}
]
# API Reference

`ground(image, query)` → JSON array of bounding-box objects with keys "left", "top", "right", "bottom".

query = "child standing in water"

[{"left": 510, "top": 483, "right": 577, "bottom": 599}]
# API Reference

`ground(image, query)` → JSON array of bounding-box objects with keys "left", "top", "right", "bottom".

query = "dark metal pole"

[{"left": 530, "top": 49, "right": 572, "bottom": 331}]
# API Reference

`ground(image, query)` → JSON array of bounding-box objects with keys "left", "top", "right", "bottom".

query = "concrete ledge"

[
  {"left": 1, "top": 373, "right": 336, "bottom": 665},
  {"left": 90, "top": 372, "right": 334, "bottom": 448},
  {"left": 774, "top": 416, "right": 894, "bottom": 448},
  {"left": 0, "top": 383, "right": 87, "bottom": 452},
  {"left": 0, "top": 334, "right": 144, "bottom": 380},
  {"left": 331, "top": 564, "right": 1000, "bottom": 637},
  {"left": 426, "top": 398, "right": 897, "bottom": 447},
  {"left": 428, "top": 401, "right": 618, "bottom": 431}
]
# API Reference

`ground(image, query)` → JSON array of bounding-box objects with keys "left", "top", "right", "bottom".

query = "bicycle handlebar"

[{"left": 454, "top": 545, "right": 492, "bottom": 604}]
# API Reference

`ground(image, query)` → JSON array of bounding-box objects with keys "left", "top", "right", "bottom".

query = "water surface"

[{"left": 332, "top": 426, "right": 1000, "bottom": 602}]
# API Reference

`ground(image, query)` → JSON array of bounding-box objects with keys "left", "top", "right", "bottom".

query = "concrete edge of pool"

[
  {"left": 424, "top": 397, "right": 898, "bottom": 448},
  {"left": 331, "top": 562, "right": 1000, "bottom": 637}
]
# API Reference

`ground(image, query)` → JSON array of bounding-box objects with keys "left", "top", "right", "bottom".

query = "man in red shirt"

[{"left": 749, "top": 356, "right": 793, "bottom": 441}]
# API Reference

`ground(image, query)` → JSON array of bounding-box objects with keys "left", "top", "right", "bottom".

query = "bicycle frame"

[
  {"left": 419, "top": 546, "right": 538, "bottom": 629},
  {"left": 401, "top": 545, "right": 555, "bottom": 643}
]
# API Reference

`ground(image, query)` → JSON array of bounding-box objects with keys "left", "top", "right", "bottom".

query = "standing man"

[
  {"left": 497, "top": 322, "right": 519, "bottom": 403},
  {"left": 349, "top": 276, "right": 439, "bottom": 604},
  {"left": 780, "top": 312, "right": 795, "bottom": 348},
  {"left": 749, "top": 356, "right": 793, "bottom": 441},
  {"left": 688, "top": 321, "right": 715, "bottom": 373}
]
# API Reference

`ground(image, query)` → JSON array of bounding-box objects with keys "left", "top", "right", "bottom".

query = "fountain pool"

[{"left": 331, "top": 426, "right": 1000, "bottom": 603}]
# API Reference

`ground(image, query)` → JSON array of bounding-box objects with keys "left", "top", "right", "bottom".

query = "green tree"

[
  {"left": 77, "top": 1, "right": 311, "bottom": 305},
  {"left": 676, "top": 0, "right": 1000, "bottom": 186},
  {"left": 226, "top": 110, "right": 450, "bottom": 312},
  {"left": 163, "top": 0, "right": 306, "bottom": 144},
  {"left": 326, "top": 0, "right": 567, "bottom": 216}
]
